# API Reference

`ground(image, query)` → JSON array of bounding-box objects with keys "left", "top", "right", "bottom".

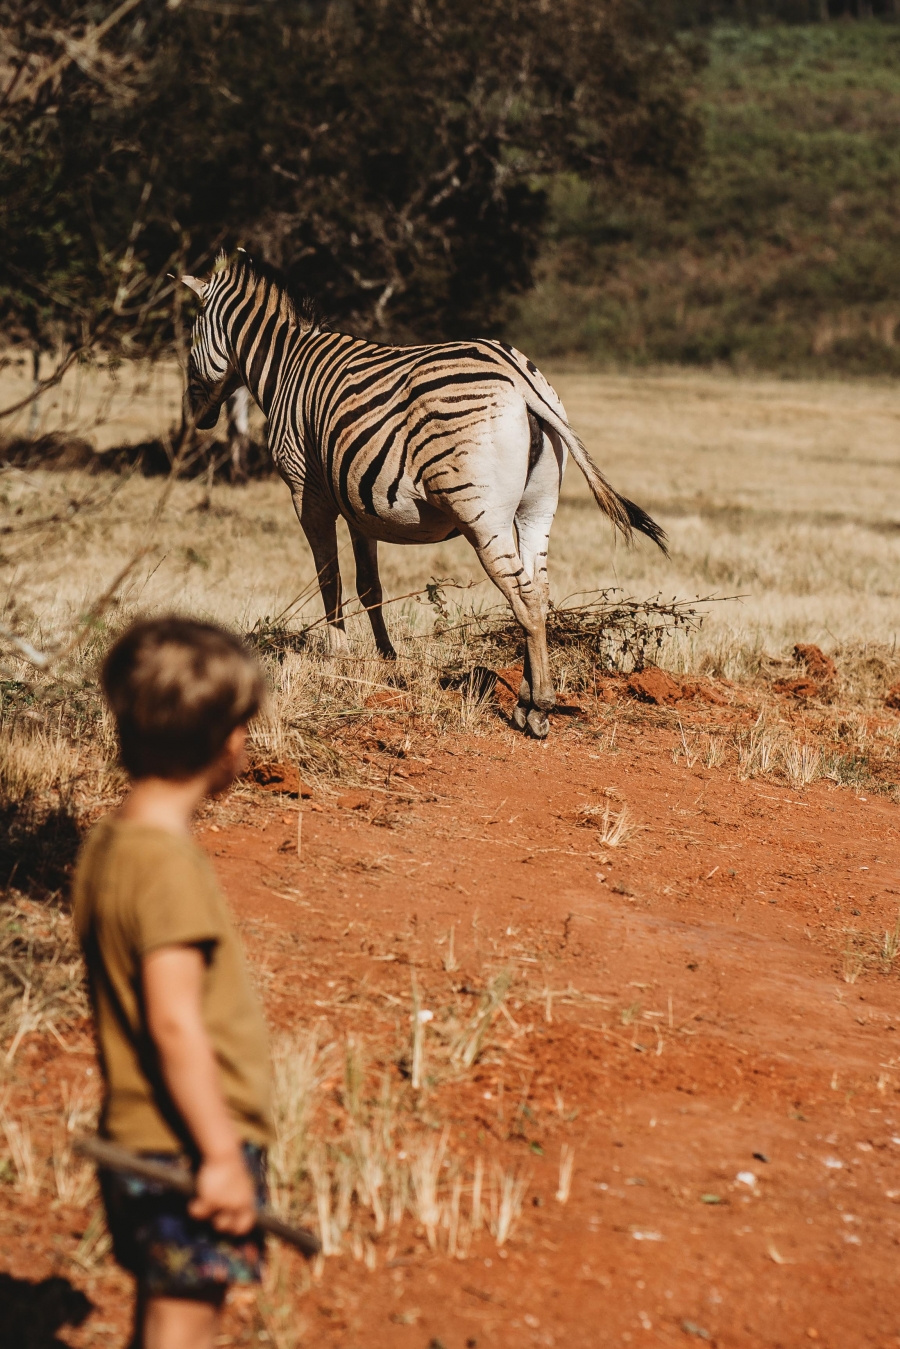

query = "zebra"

[
  {"left": 224, "top": 385, "right": 251, "bottom": 481},
  {"left": 181, "top": 255, "right": 667, "bottom": 738}
]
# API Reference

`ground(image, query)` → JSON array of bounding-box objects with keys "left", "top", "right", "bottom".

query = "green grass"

[{"left": 510, "top": 20, "right": 900, "bottom": 373}]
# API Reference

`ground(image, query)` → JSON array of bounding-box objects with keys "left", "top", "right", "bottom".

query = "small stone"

[{"left": 681, "top": 1320, "right": 712, "bottom": 1340}]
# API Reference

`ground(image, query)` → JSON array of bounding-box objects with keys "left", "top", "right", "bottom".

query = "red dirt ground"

[{"left": 3, "top": 685, "right": 900, "bottom": 1349}]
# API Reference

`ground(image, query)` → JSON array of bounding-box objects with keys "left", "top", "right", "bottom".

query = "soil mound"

[
  {"left": 243, "top": 762, "right": 312, "bottom": 796},
  {"left": 793, "top": 643, "right": 837, "bottom": 683},
  {"left": 625, "top": 666, "right": 683, "bottom": 705}
]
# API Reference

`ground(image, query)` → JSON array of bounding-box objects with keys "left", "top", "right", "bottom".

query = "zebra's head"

[{"left": 181, "top": 268, "right": 243, "bottom": 430}]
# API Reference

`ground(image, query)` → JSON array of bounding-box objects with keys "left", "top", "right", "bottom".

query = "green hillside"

[{"left": 510, "top": 20, "right": 900, "bottom": 372}]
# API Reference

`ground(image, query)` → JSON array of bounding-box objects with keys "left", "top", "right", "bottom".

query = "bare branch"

[
  {"left": 3, "top": 0, "right": 144, "bottom": 108},
  {"left": 0, "top": 346, "right": 84, "bottom": 422}
]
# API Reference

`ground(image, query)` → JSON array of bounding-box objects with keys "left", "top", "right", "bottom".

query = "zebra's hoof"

[
  {"left": 525, "top": 708, "right": 550, "bottom": 739},
  {"left": 512, "top": 703, "right": 528, "bottom": 731}
]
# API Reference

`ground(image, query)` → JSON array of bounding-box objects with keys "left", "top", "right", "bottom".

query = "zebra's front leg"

[
  {"left": 296, "top": 497, "right": 349, "bottom": 655},
  {"left": 225, "top": 386, "right": 251, "bottom": 482},
  {"left": 350, "top": 527, "right": 396, "bottom": 659}
]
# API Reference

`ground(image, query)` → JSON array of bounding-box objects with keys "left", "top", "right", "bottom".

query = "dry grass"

[
  {"left": 489, "top": 1163, "right": 530, "bottom": 1247},
  {"left": 833, "top": 913, "right": 900, "bottom": 988},
  {"left": 0, "top": 1111, "right": 39, "bottom": 1193},
  {"left": 4, "top": 366, "right": 900, "bottom": 680},
  {"left": 0, "top": 725, "right": 93, "bottom": 1063},
  {"left": 661, "top": 703, "right": 899, "bottom": 799},
  {"left": 0, "top": 357, "right": 187, "bottom": 453},
  {"left": 259, "top": 1022, "right": 534, "bottom": 1262},
  {"left": 556, "top": 1144, "right": 575, "bottom": 1205},
  {"left": 0, "top": 1009, "right": 534, "bottom": 1263},
  {"left": 0, "top": 895, "right": 89, "bottom": 1061},
  {"left": 2, "top": 370, "right": 900, "bottom": 802},
  {"left": 447, "top": 969, "right": 513, "bottom": 1071},
  {"left": 0, "top": 723, "right": 82, "bottom": 805},
  {"left": 575, "top": 795, "right": 644, "bottom": 849},
  {"left": 1, "top": 367, "right": 899, "bottom": 1058}
]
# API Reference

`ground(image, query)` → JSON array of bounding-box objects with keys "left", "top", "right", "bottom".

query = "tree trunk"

[
  {"left": 814, "top": 0, "right": 829, "bottom": 19},
  {"left": 858, "top": 0, "right": 874, "bottom": 18}
]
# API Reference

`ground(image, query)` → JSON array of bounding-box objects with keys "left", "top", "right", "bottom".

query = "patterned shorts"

[{"left": 99, "top": 1144, "right": 267, "bottom": 1302}]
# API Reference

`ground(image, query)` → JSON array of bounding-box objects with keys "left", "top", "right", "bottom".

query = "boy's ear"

[{"left": 180, "top": 275, "right": 206, "bottom": 300}]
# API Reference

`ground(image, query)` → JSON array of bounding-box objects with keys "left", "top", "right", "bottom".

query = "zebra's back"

[{"left": 270, "top": 329, "right": 569, "bottom": 541}]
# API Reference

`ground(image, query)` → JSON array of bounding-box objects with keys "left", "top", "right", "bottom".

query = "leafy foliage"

[
  {"left": 0, "top": 0, "right": 702, "bottom": 361},
  {"left": 511, "top": 16, "right": 900, "bottom": 372},
  {"left": 675, "top": 1, "right": 899, "bottom": 22}
]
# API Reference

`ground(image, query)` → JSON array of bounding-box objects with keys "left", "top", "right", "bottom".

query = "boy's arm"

[{"left": 143, "top": 945, "right": 256, "bottom": 1234}]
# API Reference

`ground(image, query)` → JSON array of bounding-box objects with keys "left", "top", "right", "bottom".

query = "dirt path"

[{"left": 3, "top": 698, "right": 900, "bottom": 1348}]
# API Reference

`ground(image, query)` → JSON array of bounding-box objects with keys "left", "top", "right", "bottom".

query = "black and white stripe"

[{"left": 182, "top": 256, "right": 666, "bottom": 737}]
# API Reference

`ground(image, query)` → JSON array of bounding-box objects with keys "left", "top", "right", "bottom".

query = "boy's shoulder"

[
  {"left": 78, "top": 815, "right": 206, "bottom": 874},
  {"left": 74, "top": 817, "right": 218, "bottom": 927},
  {"left": 74, "top": 809, "right": 226, "bottom": 949}
]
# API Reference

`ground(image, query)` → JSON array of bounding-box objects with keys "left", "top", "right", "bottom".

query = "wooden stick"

[{"left": 74, "top": 1136, "right": 321, "bottom": 1259}]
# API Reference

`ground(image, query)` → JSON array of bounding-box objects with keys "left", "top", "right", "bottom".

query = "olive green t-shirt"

[{"left": 73, "top": 817, "right": 273, "bottom": 1153}]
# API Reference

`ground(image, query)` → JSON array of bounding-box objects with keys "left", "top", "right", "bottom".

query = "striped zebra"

[
  {"left": 181, "top": 255, "right": 667, "bottom": 738},
  {"left": 224, "top": 385, "right": 251, "bottom": 481}
]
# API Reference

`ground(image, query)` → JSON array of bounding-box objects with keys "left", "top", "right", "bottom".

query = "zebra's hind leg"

[
  {"left": 510, "top": 422, "right": 562, "bottom": 737},
  {"left": 471, "top": 530, "right": 555, "bottom": 739},
  {"left": 512, "top": 649, "right": 531, "bottom": 733},
  {"left": 295, "top": 495, "right": 349, "bottom": 655},
  {"left": 350, "top": 528, "right": 396, "bottom": 659}
]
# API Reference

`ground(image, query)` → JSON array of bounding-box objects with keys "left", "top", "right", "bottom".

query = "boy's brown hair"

[{"left": 102, "top": 616, "right": 265, "bottom": 780}]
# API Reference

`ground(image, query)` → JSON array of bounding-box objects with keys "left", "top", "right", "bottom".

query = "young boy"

[{"left": 74, "top": 616, "right": 272, "bottom": 1349}]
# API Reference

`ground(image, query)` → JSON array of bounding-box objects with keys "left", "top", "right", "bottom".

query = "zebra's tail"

[{"left": 532, "top": 407, "right": 669, "bottom": 557}]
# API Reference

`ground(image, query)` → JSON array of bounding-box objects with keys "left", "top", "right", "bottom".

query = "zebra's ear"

[{"left": 180, "top": 275, "right": 207, "bottom": 299}]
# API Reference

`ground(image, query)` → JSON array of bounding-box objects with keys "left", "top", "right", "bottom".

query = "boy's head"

[{"left": 102, "top": 617, "right": 265, "bottom": 781}]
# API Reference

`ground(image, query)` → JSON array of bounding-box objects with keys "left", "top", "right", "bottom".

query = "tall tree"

[{"left": 0, "top": 0, "right": 704, "bottom": 365}]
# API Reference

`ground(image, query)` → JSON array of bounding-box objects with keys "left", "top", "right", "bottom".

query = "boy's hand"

[{"left": 189, "top": 1148, "right": 257, "bottom": 1234}]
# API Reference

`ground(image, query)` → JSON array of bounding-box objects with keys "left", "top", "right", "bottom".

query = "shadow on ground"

[
  {"left": 0, "top": 430, "right": 273, "bottom": 482},
  {"left": 0, "top": 800, "right": 82, "bottom": 898},
  {"left": 0, "top": 1273, "right": 93, "bottom": 1348}
]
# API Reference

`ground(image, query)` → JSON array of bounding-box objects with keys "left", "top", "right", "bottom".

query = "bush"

[{"left": 510, "top": 18, "right": 900, "bottom": 373}]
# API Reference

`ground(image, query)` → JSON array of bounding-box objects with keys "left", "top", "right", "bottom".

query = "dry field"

[
  {"left": 3, "top": 366, "right": 900, "bottom": 1349},
  {"left": 3, "top": 363, "right": 900, "bottom": 675}
]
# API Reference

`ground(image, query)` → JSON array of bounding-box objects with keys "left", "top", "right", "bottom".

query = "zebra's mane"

[{"left": 226, "top": 252, "right": 321, "bottom": 329}]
